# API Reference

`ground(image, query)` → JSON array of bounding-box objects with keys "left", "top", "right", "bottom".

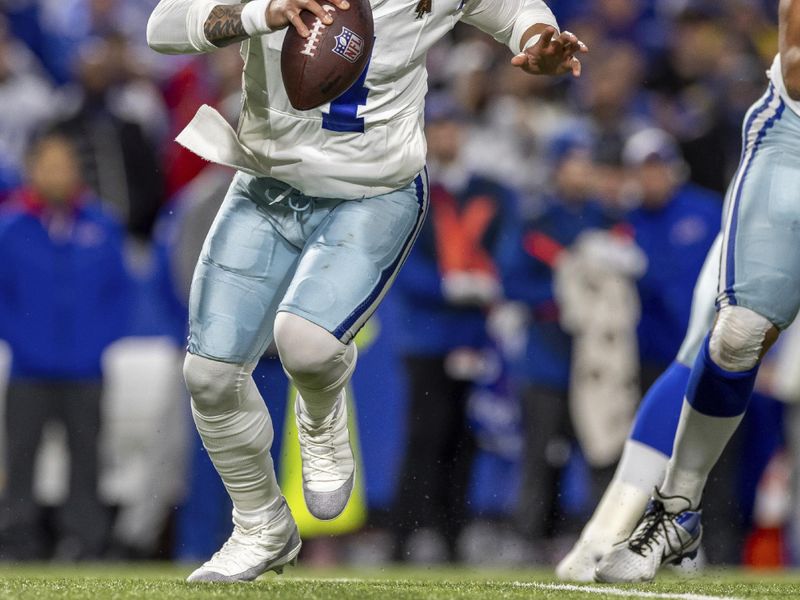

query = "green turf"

[{"left": 1, "top": 564, "right": 800, "bottom": 599}]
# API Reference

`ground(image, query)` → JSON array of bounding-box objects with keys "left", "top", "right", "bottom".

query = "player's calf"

[{"left": 274, "top": 312, "right": 357, "bottom": 520}]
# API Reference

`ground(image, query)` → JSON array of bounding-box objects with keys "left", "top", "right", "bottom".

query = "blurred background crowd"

[{"left": 0, "top": 0, "right": 797, "bottom": 571}]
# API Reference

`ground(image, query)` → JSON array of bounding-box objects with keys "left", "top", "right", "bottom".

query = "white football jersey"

[
  {"left": 769, "top": 53, "right": 800, "bottom": 118},
  {"left": 148, "top": 0, "right": 557, "bottom": 198}
]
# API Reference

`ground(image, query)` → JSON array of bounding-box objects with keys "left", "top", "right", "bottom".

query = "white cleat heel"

[
  {"left": 556, "top": 539, "right": 608, "bottom": 582},
  {"left": 187, "top": 499, "right": 301, "bottom": 583}
]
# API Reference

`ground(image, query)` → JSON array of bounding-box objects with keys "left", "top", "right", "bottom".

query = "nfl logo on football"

[{"left": 332, "top": 27, "right": 364, "bottom": 63}]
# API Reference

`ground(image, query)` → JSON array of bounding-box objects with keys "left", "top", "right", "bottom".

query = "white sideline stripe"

[{"left": 516, "top": 582, "right": 743, "bottom": 600}]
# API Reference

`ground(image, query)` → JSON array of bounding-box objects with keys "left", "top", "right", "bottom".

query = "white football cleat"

[
  {"left": 187, "top": 499, "right": 301, "bottom": 583},
  {"left": 556, "top": 538, "right": 610, "bottom": 582},
  {"left": 296, "top": 391, "right": 355, "bottom": 520},
  {"left": 595, "top": 489, "right": 702, "bottom": 584}
]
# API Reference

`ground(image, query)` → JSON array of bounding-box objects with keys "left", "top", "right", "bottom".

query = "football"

[{"left": 281, "top": 0, "right": 374, "bottom": 111}]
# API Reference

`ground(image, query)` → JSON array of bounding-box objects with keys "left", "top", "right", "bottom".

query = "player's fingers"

[
  {"left": 328, "top": 0, "right": 350, "bottom": 9},
  {"left": 559, "top": 30, "right": 578, "bottom": 46},
  {"left": 511, "top": 53, "right": 535, "bottom": 71},
  {"left": 510, "top": 53, "right": 537, "bottom": 74},
  {"left": 539, "top": 26, "right": 556, "bottom": 48},
  {"left": 564, "top": 34, "right": 589, "bottom": 56},
  {"left": 287, "top": 10, "right": 310, "bottom": 36},
  {"left": 545, "top": 36, "right": 564, "bottom": 56},
  {"left": 560, "top": 40, "right": 579, "bottom": 58},
  {"left": 559, "top": 32, "right": 579, "bottom": 53},
  {"left": 301, "top": 0, "right": 334, "bottom": 24},
  {"left": 569, "top": 56, "right": 581, "bottom": 77}
]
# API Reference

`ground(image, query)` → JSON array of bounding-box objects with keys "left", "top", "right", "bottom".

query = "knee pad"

[
  {"left": 183, "top": 353, "right": 253, "bottom": 415},
  {"left": 708, "top": 306, "right": 773, "bottom": 372},
  {"left": 273, "top": 312, "right": 357, "bottom": 392}
]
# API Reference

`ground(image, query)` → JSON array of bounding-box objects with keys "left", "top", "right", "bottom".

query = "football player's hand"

[
  {"left": 510, "top": 27, "right": 587, "bottom": 77},
  {"left": 267, "top": 0, "right": 350, "bottom": 38}
]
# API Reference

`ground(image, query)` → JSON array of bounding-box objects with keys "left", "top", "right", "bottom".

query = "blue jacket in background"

[
  {"left": 500, "top": 198, "right": 616, "bottom": 391},
  {"left": 392, "top": 175, "right": 518, "bottom": 356},
  {"left": 627, "top": 183, "right": 721, "bottom": 367},
  {"left": 0, "top": 193, "right": 132, "bottom": 379}
]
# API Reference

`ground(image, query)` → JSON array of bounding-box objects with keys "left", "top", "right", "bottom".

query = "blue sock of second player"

[{"left": 630, "top": 361, "right": 691, "bottom": 457}]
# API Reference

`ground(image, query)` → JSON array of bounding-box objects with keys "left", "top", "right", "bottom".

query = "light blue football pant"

[
  {"left": 675, "top": 234, "right": 721, "bottom": 367},
  {"left": 718, "top": 82, "right": 800, "bottom": 330},
  {"left": 188, "top": 171, "right": 429, "bottom": 364}
]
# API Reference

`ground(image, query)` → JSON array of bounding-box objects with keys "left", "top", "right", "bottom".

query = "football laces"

[{"left": 300, "top": 5, "right": 336, "bottom": 57}]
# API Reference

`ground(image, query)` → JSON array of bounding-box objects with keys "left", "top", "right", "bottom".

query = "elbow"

[
  {"left": 146, "top": 15, "right": 163, "bottom": 52},
  {"left": 146, "top": 9, "right": 179, "bottom": 54},
  {"left": 146, "top": 5, "right": 208, "bottom": 55}
]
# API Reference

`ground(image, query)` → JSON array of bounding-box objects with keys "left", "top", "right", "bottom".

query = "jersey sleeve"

[
  {"left": 460, "top": 0, "right": 558, "bottom": 54},
  {"left": 147, "top": 0, "right": 239, "bottom": 55}
]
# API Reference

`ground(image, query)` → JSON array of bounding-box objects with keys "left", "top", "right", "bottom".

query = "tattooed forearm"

[{"left": 204, "top": 4, "right": 249, "bottom": 47}]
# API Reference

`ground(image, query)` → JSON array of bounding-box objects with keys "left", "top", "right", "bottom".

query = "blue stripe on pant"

[
  {"left": 332, "top": 169, "right": 430, "bottom": 341},
  {"left": 720, "top": 85, "right": 785, "bottom": 306}
]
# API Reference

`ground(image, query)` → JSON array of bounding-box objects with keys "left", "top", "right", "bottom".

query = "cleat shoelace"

[
  {"left": 296, "top": 403, "right": 347, "bottom": 481},
  {"left": 627, "top": 502, "right": 667, "bottom": 556},
  {"left": 296, "top": 419, "right": 340, "bottom": 479},
  {"left": 627, "top": 500, "right": 691, "bottom": 558}
]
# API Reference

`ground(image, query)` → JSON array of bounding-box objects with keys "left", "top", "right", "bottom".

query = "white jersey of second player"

[
  {"left": 147, "top": 0, "right": 557, "bottom": 199},
  {"left": 769, "top": 53, "right": 800, "bottom": 117}
]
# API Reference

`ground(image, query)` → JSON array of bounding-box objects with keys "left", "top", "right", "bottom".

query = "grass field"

[{"left": 1, "top": 564, "right": 800, "bottom": 600}]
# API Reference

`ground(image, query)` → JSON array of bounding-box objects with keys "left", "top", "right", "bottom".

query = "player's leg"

[
  {"left": 597, "top": 85, "right": 800, "bottom": 583},
  {"left": 272, "top": 312, "right": 358, "bottom": 520},
  {"left": 273, "top": 171, "right": 429, "bottom": 520},
  {"left": 657, "top": 92, "right": 797, "bottom": 508},
  {"left": 183, "top": 174, "right": 306, "bottom": 582},
  {"left": 556, "top": 234, "right": 720, "bottom": 581}
]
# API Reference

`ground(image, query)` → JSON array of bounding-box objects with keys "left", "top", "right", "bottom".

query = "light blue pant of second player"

[
  {"left": 188, "top": 171, "right": 429, "bottom": 364},
  {"left": 719, "top": 82, "right": 800, "bottom": 330}
]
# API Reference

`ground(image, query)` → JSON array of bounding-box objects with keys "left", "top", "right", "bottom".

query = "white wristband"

[
  {"left": 522, "top": 33, "right": 541, "bottom": 52},
  {"left": 241, "top": 0, "right": 273, "bottom": 36}
]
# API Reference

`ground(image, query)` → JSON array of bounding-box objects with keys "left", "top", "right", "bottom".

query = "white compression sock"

[
  {"left": 660, "top": 399, "right": 744, "bottom": 507},
  {"left": 274, "top": 312, "right": 358, "bottom": 424},
  {"left": 295, "top": 345, "right": 356, "bottom": 423},
  {"left": 184, "top": 354, "right": 282, "bottom": 523},
  {"left": 581, "top": 440, "right": 668, "bottom": 544}
]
